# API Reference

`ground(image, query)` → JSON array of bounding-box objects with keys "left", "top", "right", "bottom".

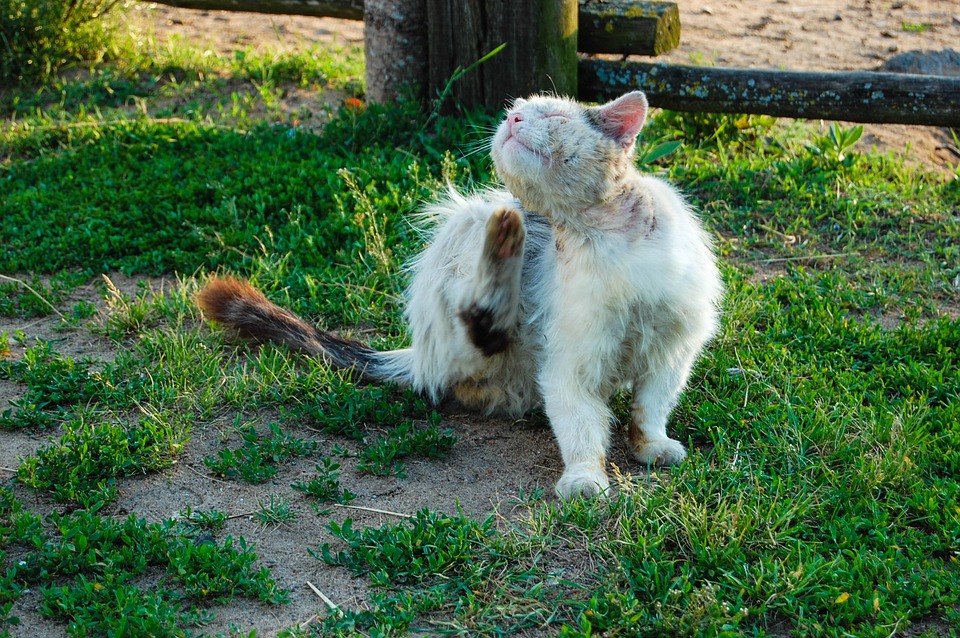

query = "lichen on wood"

[{"left": 579, "top": 59, "right": 960, "bottom": 126}]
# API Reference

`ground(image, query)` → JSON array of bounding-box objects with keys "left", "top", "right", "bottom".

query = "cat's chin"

[{"left": 495, "top": 140, "right": 550, "bottom": 176}]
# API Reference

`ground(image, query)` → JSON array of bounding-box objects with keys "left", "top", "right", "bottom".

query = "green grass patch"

[
  {"left": 1, "top": 25, "right": 959, "bottom": 637},
  {"left": 204, "top": 421, "right": 317, "bottom": 483},
  {"left": 0, "top": 488, "right": 286, "bottom": 634}
]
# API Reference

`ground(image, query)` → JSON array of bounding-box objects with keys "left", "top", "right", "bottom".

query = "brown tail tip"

[{"left": 196, "top": 276, "right": 268, "bottom": 324}]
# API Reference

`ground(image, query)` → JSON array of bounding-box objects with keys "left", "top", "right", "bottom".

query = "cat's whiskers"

[{"left": 461, "top": 124, "right": 497, "bottom": 159}]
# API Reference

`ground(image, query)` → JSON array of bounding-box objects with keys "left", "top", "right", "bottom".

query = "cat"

[{"left": 197, "top": 90, "right": 723, "bottom": 499}]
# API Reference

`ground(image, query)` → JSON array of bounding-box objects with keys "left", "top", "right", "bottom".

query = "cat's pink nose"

[{"left": 507, "top": 112, "right": 523, "bottom": 132}]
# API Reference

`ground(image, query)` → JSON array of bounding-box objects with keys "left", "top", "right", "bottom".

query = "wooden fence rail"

[{"left": 580, "top": 60, "right": 960, "bottom": 127}]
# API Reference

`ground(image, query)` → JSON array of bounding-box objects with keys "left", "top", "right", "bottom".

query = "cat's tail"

[{"left": 196, "top": 277, "right": 413, "bottom": 386}]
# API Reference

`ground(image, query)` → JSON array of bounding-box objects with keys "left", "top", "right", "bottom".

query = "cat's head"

[{"left": 490, "top": 91, "right": 648, "bottom": 216}]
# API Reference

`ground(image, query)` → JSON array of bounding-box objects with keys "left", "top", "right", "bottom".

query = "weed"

[
  {"left": 204, "top": 422, "right": 316, "bottom": 483},
  {"left": 17, "top": 407, "right": 189, "bottom": 507},
  {"left": 254, "top": 495, "right": 297, "bottom": 528},
  {"left": 97, "top": 275, "right": 158, "bottom": 341},
  {"left": 356, "top": 417, "right": 456, "bottom": 477},
  {"left": 177, "top": 507, "right": 228, "bottom": 536},
  {"left": 0, "top": 340, "right": 102, "bottom": 429},
  {"left": 809, "top": 121, "right": 864, "bottom": 166},
  {"left": 292, "top": 458, "right": 356, "bottom": 505}
]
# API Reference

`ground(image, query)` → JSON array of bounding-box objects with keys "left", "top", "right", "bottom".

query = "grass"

[{"left": 1, "top": 5, "right": 959, "bottom": 636}]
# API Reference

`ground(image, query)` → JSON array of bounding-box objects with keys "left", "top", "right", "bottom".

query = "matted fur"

[{"left": 198, "top": 90, "right": 723, "bottom": 499}]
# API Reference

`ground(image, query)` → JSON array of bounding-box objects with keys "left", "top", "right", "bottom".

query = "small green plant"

[
  {"left": 254, "top": 495, "right": 297, "bottom": 528},
  {"left": 69, "top": 300, "right": 97, "bottom": 321},
  {"left": 901, "top": 22, "right": 929, "bottom": 32},
  {"left": 356, "top": 417, "right": 455, "bottom": 477},
  {"left": 0, "top": 274, "right": 75, "bottom": 318},
  {"left": 636, "top": 138, "right": 682, "bottom": 168},
  {"left": 204, "top": 423, "right": 316, "bottom": 483},
  {"left": 17, "top": 408, "right": 189, "bottom": 507},
  {"left": 292, "top": 458, "right": 356, "bottom": 505},
  {"left": 167, "top": 534, "right": 288, "bottom": 604},
  {"left": 0, "top": 341, "right": 102, "bottom": 429},
  {"left": 0, "top": 498, "right": 286, "bottom": 634},
  {"left": 809, "top": 121, "right": 864, "bottom": 166},
  {"left": 97, "top": 275, "right": 158, "bottom": 341},
  {"left": 176, "top": 507, "right": 228, "bottom": 536}
]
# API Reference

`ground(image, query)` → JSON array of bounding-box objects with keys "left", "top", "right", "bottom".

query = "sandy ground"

[{"left": 3, "top": 2, "right": 959, "bottom": 636}]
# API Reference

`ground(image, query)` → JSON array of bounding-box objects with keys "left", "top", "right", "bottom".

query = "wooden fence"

[{"left": 148, "top": 0, "right": 960, "bottom": 126}]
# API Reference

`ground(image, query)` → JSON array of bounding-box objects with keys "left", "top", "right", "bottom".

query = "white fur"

[{"left": 398, "top": 92, "right": 722, "bottom": 498}]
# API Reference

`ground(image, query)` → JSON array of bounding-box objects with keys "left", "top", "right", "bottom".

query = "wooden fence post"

[
  {"left": 425, "top": 0, "right": 578, "bottom": 109},
  {"left": 364, "top": 0, "right": 428, "bottom": 103}
]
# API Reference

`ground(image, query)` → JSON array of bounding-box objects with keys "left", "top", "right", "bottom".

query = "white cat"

[{"left": 198, "top": 91, "right": 722, "bottom": 499}]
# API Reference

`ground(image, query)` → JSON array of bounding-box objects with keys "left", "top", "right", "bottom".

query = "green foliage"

[
  {"left": 292, "top": 458, "right": 356, "bottom": 505},
  {"left": 809, "top": 121, "right": 864, "bottom": 166},
  {"left": 0, "top": 0, "right": 120, "bottom": 86},
  {"left": 356, "top": 417, "right": 456, "bottom": 477},
  {"left": 315, "top": 509, "right": 563, "bottom": 635},
  {"left": 0, "top": 273, "right": 85, "bottom": 318},
  {"left": 254, "top": 495, "right": 297, "bottom": 527},
  {"left": 0, "top": 340, "right": 102, "bottom": 429},
  {"left": 204, "top": 422, "right": 317, "bottom": 483},
  {"left": 167, "top": 534, "right": 288, "bottom": 604},
  {"left": 17, "top": 408, "right": 189, "bottom": 507},
  {"left": 0, "top": 494, "right": 284, "bottom": 633}
]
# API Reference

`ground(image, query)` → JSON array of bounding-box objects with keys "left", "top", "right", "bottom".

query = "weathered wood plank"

[
  {"left": 579, "top": 0, "right": 680, "bottom": 56},
  {"left": 148, "top": 0, "right": 364, "bottom": 20},
  {"left": 579, "top": 60, "right": 960, "bottom": 126}
]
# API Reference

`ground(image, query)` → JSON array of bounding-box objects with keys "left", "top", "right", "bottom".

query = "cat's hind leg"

[{"left": 458, "top": 207, "right": 526, "bottom": 356}]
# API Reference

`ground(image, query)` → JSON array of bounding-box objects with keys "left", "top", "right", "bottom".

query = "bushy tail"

[{"left": 196, "top": 277, "right": 413, "bottom": 385}]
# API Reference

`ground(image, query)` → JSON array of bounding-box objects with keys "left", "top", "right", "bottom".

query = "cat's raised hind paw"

[
  {"left": 485, "top": 207, "right": 525, "bottom": 260},
  {"left": 631, "top": 438, "right": 687, "bottom": 466},
  {"left": 555, "top": 462, "right": 610, "bottom": 500}
]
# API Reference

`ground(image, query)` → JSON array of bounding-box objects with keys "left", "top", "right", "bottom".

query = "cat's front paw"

[
  {"left": 631, "top": 438, "right": 687, "bottom": 466},
  {"left": 555, "top": 462, "right": 610, "bottom": 500}
]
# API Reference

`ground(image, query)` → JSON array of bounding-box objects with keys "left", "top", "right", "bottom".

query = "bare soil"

[{"left": 3, "top": 2, "right": 959, "bottom": 635}]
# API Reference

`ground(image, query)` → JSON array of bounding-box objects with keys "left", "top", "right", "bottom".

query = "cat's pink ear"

[{"left": 595, "top": 91, "right": 648, "bottom": 147}]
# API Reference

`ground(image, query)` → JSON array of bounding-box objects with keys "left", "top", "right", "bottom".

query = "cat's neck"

[{"left": 523, "top": 171, "right": 655, "bottom": 240}]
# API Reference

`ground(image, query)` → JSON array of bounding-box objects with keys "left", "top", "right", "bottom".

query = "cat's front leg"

[
  {"left": 458, "top": 207, "right": 526, "bottom": 356},
  {"left": 540, "top": 378, "right": 613, "bottom": 499},
  {"left": 628, "top": 363, "right": 691, "bottom": 466}
]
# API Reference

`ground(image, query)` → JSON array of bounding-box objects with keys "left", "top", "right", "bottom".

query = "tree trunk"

[
  {"left": 425, "top": 0, "right": 578, "bottom": 110},
  {"left": 364, "top": 0, "right": 428, "bottom": 103}
]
